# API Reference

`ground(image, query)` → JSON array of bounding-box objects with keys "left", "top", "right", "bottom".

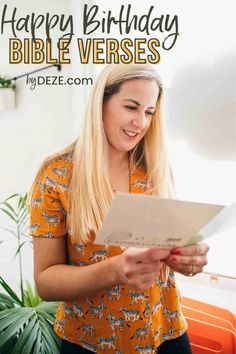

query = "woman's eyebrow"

[{"left": 123, "top": 99, "right": 155, "bottom": 109}]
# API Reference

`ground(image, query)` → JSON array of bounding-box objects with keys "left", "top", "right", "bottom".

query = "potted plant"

[
  {"left": 0, "top": 193, "right": 61, "bottom": 354},
  {"left": 0, "top": 74, "right": 15, "bottom": 111}
]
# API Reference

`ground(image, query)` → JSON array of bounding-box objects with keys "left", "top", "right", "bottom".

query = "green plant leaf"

[
  {"left": 32, "top": 324, "right": 43, "bottom": 354},
  {"left": 13, "top": 242, "right": 28, "bottom": 260},
  {"left": 36, "top": 301, "right": 58, "bottom": 315},
  {"left": 41, "top": 316, "right": 61, "bottom": 347},
  {"left": 0, "top": 277, "right": 23, "bottom": 306},
  {"left": 0, "top": 307, "right": 34, "bottom": 347},
  {"left": 23, "top": 321, "right": 41, "bottom": 354},
  {"left": 4, "top": 193, "right": 20, "bottom": 201},
  {"left": 23, "top": 281, "right": 42, "bottom": 308},
  {"left": 18, "top": 203, "right": 28, "bottom": 217},
  {"left": 19, "top": 212, "right": 29, "bottom": 228},
  {"left": 1, "top": 200, "right": 18, "bottom": 216},
  {"left": 18, "top": 193, "right": 28, "bottom": 210},
  {"left": 40, "top": 316, "right": 60, "bottom": 345},
  {"left": 0, "top": 335, "right": 18, "bottom": 354},
  {"left": 0, "top": 292, "right": 15, "bottom": 308},
  {"left": 0, "top": 304, "right": 60, "bottom": 354},
  {"left": 36, "top": 309, "right": 55, "bottom": 324},
  {"left": 0, "top": 227, "right": 17, "bottom": 238},
  {"left": 18, "top": 206, "right": 28, "bottom": 218},
  {"left": 0, "top": 192, "right": 61, "bottom": 353},
  {"left": 32, "top": 285, "right": 42, "bottom": 305},
  {"left": 0, "top": 207, "right": 17, "bottom": 223},
  {"left": 11, "top": 315, "right": 37, "bottom": 354},
  {"left": 23, "top": 281, "right": 34, "bottom": 306},
  {"left": 37, "top": 314, "right": 60, "bottom": 354},
  {"left": 0, "top": 307, "right": 33, "bottom": 330},
  {"left": 31, "top": 310, "right": 60, "bottom": 354}
]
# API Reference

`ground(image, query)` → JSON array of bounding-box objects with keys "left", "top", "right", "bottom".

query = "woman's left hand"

[{"left": 164, "top": 243, "right": 210, "bottom": 277}]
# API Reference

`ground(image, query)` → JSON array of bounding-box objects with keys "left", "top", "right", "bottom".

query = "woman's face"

[{"left": 103, "top": 79, "right": 159, "bottom": 156}]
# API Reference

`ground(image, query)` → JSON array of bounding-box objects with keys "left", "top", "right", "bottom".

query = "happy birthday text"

[{"left": 1, "top": 3, "right": 180, "bottom": 64}]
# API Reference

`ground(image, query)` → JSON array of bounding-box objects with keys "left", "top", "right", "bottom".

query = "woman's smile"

[{"left": 122, "top": 129, "right": 139, "bottom": 138}]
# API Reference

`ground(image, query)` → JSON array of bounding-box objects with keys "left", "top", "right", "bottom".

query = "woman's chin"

[{"left": 108, "top": 140, "right": 139, "bottom": 155}]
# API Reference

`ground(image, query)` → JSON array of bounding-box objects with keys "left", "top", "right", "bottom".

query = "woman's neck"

[
  {"left": 108, "top": 150, "right": 130, "bottom": 193},
  {"left": 108, "top": 149, "right": 129, "bottom": 170}
]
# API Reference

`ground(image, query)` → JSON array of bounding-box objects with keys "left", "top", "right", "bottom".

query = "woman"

[{"left": 29, "top": 64, "right": 209, "bottom": 354}]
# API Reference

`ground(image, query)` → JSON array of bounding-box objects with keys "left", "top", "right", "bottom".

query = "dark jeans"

[
  {"left": 60, "top": 332, "right": 192, "bottom": 354},
  {"left": 157, "top": 332, "right": 192, "bottom": 354}
]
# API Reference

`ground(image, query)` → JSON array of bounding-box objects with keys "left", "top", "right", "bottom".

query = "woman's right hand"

[{"left": 115, "top": 247, "right": 171, "bottom": 291}]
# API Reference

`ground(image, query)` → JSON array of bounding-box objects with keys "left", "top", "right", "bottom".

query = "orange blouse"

[{"left": 29, "top": 152, "right": 187, "bottom": 353}]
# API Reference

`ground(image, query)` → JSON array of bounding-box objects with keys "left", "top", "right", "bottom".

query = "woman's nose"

[{"left": 132, "top": 111, "right": 146, "bottom": 129}]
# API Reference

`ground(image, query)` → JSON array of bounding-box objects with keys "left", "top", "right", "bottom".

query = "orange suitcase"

[
  {"left": 182, "top": 297, "right": 236, "bottom": 329},
  {"left": 182, "top": 297, "right": 236, "bottom": 354}
]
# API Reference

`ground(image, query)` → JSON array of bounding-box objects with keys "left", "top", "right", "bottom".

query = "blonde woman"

[{"left": 29, "top": 64, "right": 209, "bottom": 354}]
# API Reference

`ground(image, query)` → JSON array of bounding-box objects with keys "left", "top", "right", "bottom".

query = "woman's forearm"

[{"left": 36, "top": 255, "right": 121, "bottom": 301}]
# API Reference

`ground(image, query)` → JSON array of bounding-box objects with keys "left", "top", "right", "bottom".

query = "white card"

[{"left": 94, "top": 193, "right": 235, "bottom": 248}]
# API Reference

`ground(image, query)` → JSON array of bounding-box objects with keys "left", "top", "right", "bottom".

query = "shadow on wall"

[{"left": 165, "top": 54, "right": 236, "bottom": 161}]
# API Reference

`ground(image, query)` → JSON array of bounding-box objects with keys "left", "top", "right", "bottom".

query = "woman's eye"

[
  {"left": 145, "top": 111, "right": 155, "bottom": 116},
  {"left": 125, "top": 105, "right": 136, "bottom": 110}
]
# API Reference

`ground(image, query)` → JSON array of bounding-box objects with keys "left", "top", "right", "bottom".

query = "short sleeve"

[{"left": 29, "top": 165, "right": 67, "bottom": 238}]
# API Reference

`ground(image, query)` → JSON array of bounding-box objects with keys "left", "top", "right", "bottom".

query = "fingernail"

[
  {"left": 171, "top": 249, "right": 181, "bottom": 255},
  {"left": 170, "top": 256, "right": 177, "bottom": 263}
]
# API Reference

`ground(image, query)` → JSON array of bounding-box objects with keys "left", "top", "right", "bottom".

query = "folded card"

[{"left": 95, "top": 192, "right": 236, "bottom": 248}]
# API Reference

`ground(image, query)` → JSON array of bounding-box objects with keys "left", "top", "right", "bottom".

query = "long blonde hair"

[{"left": 28, "top": 64, "right": 175, "bottom": 243}]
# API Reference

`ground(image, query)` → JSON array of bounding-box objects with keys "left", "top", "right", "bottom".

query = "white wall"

[
  {"left": 0, "top": 0, "right": 93, "bottom": 200},
  {"left": 0, "top": 0, "right": 89, "bottom": 292}
]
